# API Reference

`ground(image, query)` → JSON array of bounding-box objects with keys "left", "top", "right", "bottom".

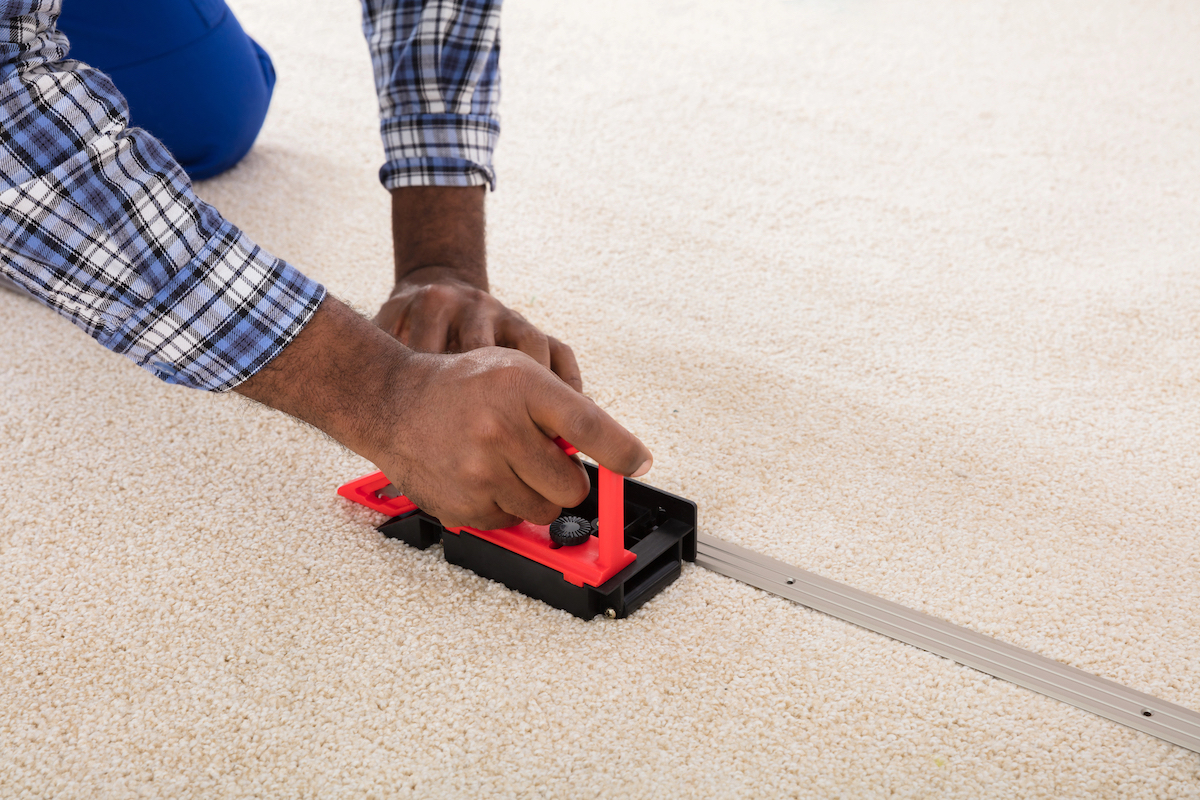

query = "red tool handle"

[{"left": 555, "top": 437, "right": 625, "bottom": 570}]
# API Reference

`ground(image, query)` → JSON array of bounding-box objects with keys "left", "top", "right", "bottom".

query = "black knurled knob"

[{"left": 548, "top": 515, "right": 594, "bottom": 548}]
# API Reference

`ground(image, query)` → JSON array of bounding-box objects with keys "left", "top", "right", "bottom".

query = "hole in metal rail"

[
  {"left": 1142, "top": 710, "right": 1153, "bottom": 717},
  {"left": 786, "top": 579, "right": 795, "bottom": 585}
]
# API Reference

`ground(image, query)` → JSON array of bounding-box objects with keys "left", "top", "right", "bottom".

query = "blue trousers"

[{"left": 57, "top": 0, "right": 275, "bottom": 180}]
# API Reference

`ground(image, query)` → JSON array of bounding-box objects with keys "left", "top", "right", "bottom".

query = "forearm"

[
  {"left": 391, "top": 185, "right": 487, "bottom": 289},
  {"left": 361, "top": 3, "right": 586, "bottom": 389},
  {"left": 235, "top": 293, "right": 651, "bottom": 531},
  {"left": 380, "top": 186, "right": 583, "bottom": 391},
  {"left": 234, "top": 296, "right": 415, "bottom": 461},
  {"left": 0, "top": 2, "right": 323, "bottom": 392}
]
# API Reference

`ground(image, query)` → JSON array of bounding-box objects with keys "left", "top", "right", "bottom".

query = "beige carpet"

[{"left": 3, "top": 0, "right": 1200, "bottom": 796}]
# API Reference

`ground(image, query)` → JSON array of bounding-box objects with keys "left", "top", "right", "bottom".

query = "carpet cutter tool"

[
  {"left": 338, "top": 439, "right": 1200, "bottom": 755},
  {"left": 339, "top": 438, "right": 698, "bottom": 621}
]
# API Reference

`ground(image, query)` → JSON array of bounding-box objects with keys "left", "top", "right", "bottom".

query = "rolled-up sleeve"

[
  {"left": 0, "top": 0, "right": 325, "bottom": 392},
  {"left": 360, "top": 0, "right": 502, "bottom": 190}
]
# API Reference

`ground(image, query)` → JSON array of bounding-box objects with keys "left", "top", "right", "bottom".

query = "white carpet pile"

[{"left": 2, "top": 0, "right": 1199, "bottom": 796}]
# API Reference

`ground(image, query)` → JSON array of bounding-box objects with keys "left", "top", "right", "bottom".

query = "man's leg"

[{"left": 56, "top": 0, "right": 276, "bottom": 181}]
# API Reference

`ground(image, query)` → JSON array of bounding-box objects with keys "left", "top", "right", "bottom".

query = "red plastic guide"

[{"left": 338, "top": 437, "right": 636, "bottom": 588}]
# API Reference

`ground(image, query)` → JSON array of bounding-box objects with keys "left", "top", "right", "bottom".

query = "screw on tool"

[{"left": 548, "top": 516, "right": 594, "bottom": 549}]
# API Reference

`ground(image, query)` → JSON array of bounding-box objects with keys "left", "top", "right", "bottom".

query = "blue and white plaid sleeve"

[
  {"left": 0, "top": 0, "right": 326, "bottom": 392},
  {"left": 360, "top": 0, "right": 501, "bottom": 190}
]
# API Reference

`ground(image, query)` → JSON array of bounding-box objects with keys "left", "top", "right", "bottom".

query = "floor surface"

[{"left": 3, "top": 0, "right": 1199, "bottom": 796}]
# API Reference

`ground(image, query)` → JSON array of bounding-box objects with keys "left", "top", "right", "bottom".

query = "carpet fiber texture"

[{"left": 3, "top": 0, "right": 1200, "bottom": 796}]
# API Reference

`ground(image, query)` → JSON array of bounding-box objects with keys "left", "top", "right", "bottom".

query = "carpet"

[{"left": 2, "top": 0, "right": 1199, "bottom": 796}]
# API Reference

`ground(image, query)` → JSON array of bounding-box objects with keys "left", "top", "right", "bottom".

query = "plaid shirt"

[
  {"left": 364, "top": 0, "right": 501, "bottom": 190},
  {"left": 0, "top": 0, "right": 501, "bottom": 391}
]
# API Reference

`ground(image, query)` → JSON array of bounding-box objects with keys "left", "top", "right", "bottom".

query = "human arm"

[
  {"left": 0, "top": 0, "right": 322, "bottom": 391},
  {"left": 235, "top": 295, "right": 651, "bottom": 530},
  {"left": 359, "top": 0, "right": 583, "bottom": 390},
  {"left": 1, "top": 2, "right": 647, "bottom": 528},
  {"left": 374, "top": 185, "right": 584, "bottom": 391}
]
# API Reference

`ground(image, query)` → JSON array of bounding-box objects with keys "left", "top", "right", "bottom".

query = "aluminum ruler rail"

[{"left": 696, "top": 533, "right": 1200, "bottom": 754}]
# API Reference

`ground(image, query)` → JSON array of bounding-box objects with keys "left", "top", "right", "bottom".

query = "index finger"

[
  {"left": 548, "top": 337, "right": 583, "bottom": 393},
  {"left": 526, "top": 374, "right": 653, "bottom": 478}
]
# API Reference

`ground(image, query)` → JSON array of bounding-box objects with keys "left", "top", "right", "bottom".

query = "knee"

[
  {"left": 154, "top": 25, "right": 277, "bottom": 180},
  {"left": 60, "top": 2, "right": 276, "bottom": 180}
]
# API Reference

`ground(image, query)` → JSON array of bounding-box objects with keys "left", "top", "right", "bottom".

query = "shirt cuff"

[
  {"left": 96, "top": 220, "right": 326, "bottom": 392},
  {"left": 378, "top": 112, "right": 499, "bottom": 191}
]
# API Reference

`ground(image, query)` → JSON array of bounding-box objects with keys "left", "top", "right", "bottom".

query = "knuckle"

[
  {"left": 568, "top": 403, "right": 603, "bottom": 442},
  {"left": 527, "top": 502, "right": 561, "bottom": 527},
  {"left": 520, "top": 329, "right": 549, "bottom": 349},
  {"left": 469, "top": 415, "right": 506, "bottom": 447},
  {"left": 460, "top": 338, "right": 494, "bottom": 352},
  {"left": 565, "top": 471, "right": 590, "bottom": 507},
  {"left": 477, "top": 509, "right": 519, "bottom": 530},
  {"left": 495, "top": 359, "right": 535, "bottom": 389},
  {"left": 432, "top": 499, "right": 472, "bottom": 529},
  {"left": 480, "top": 513, "right": 513, "bottom": 532},
  {"left": 454, "top": 287, "right": 489, "bottom": 311},
  {"left": 459, "top": 457, "right": 494, "bottom": 490},
  {"left": 420, "top": 284, "right": 457, "bottom": 305}
]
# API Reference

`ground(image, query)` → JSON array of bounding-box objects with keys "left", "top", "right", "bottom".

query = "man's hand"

[
  {"left": 375, "top": 265, "right": 583, "bottom": 393},
  {"left": 373, "top": 344, "right": 647, "bottom": 530},
  {"left": 377, "top": 185, "right": 583, "bottom": 392},
  {"left": 236, "top": 297, "right": 651, "bottom": 531}
]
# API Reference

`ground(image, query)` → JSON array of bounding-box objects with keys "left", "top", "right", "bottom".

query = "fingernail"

[{"left": 632, "top": 458, "right": 653, "bottom": 478}]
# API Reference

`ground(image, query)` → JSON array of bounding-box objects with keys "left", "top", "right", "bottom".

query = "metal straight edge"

[{"left": 695, "top": 533, "right": 1200, "bottom": 754}]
